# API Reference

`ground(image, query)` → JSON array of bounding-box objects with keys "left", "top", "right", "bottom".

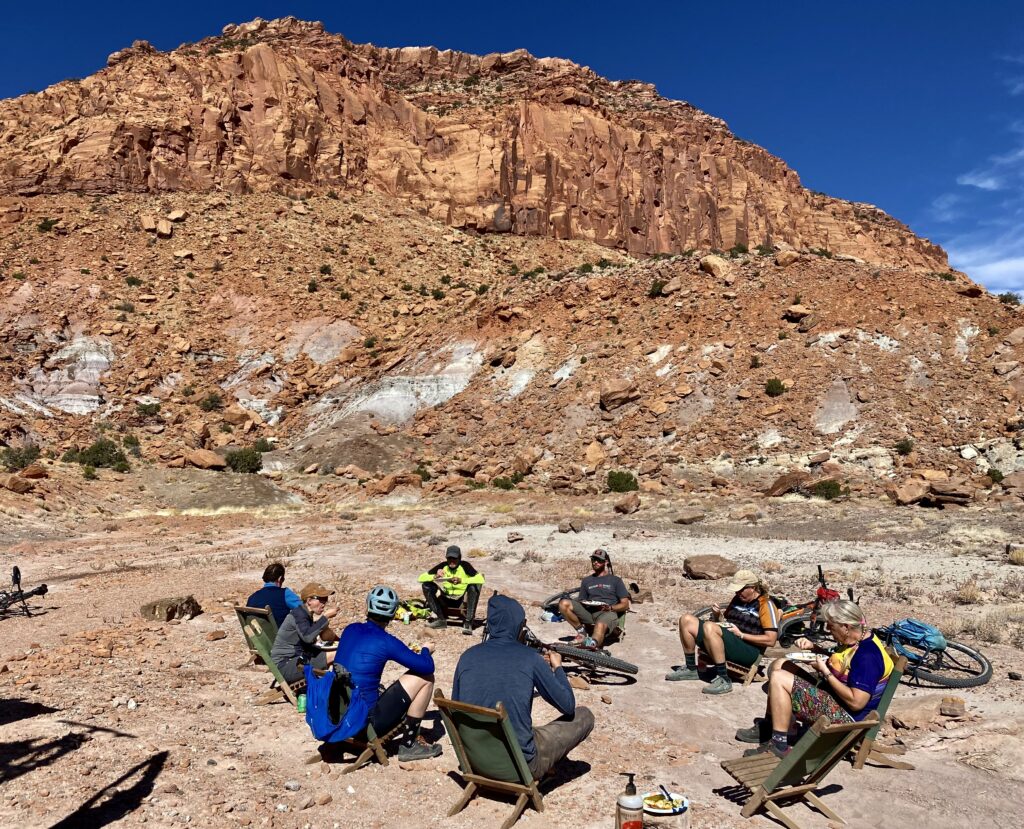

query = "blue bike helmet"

[{"left": 366, "top": 585, "right": 399, "bottom": 618}]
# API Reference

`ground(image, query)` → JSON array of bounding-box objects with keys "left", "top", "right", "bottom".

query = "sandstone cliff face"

[{"left": 0, "top": 17, "right": 946, "bottom": 270}]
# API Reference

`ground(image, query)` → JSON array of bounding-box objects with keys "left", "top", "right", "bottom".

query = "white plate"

[
  {"left": 641, "top": 792, "right": 688, "bottom": 815},
  {"left": 786, "top": 651, "right": 817, "bottom": 663}
]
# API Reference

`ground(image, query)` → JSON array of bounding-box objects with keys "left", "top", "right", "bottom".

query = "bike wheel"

[
  {"left": 541, "top": 588, "right": 578, "bottom": 613},
  {"left": 551, "top": 643, "right": 639, "bottom": 675},
  {"left": 694, "top": 606, "right": 715, "bottom": 621},
  {"left": 903, "top": 640, "right": 992, "bottom": 688},
  {"left": 778, "top": 613, "right": 832, "bottom": 649}
]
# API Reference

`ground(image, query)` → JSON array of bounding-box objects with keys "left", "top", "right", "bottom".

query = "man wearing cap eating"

[
  {"left": 665, "top": 569, "right": 779, "bottom": 694},
  {"left": 558, "top": 549, "right": 630, "bottom": 648},
  {"left": 418, "top": 545, "right": 485, "bottom": 634},
  {"left": 270, "top": 582, "right": 339, "bottom": 685}
]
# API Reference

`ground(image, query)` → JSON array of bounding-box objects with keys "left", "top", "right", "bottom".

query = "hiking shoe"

[
  {"left": 702, "top": 675, "right": 733, "bottom": 695},
  {"left": 735, "top": 719, "right": 772, "bottom": 744},
  {"left": 397, "top": 740, "right": 442, "bottom": 762},
  {"left": 665, "top": 667, "right": 701, "bottom": 682},
  {"left": 581, "top": 636, "right": 598, "bottom": 648},
  {"left": 462, "top": 621, "right": 473, "bottom": 636},
  {"left": 743, "top": 740, "right": 789, "bottom": 759},
  {"left": 426, "top": 618, "right": 447, "bottom": 630}
]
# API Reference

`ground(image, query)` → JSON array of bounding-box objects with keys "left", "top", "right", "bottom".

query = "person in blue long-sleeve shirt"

[
  {"left": 247, "top": 562, "right": 304, "bottom": 626},
  {"left": 334, "top": 585, "right": 442, "bottom": 762},
  {"left": 453, "top": 594, "right": 594, "bottom": 778}
]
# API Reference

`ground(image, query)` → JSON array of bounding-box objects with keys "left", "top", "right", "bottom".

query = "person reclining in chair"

[
  {"left": 453, "top": 594, "right": 594, "bottom": 780},
  {"left": 417, "top": 545, "right": 484, "bottom": 635},
  {"left": 334, "top": 585, "right": 442, "bottom": 762},
  {"left": 558, "top": 548, "right": 629, "bottom": 648}
]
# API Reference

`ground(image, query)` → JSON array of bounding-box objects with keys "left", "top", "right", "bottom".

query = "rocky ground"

[{"left": 1, "top": 476, "right": 1022, "bottom": 829}]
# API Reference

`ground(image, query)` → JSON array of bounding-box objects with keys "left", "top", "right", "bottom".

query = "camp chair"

[
  {"left": 720, "top": 712, "right": 878, "bottom": 829},
  {"left": 240, "top": 615, "right": 305, "bottom": 706},
  {"left": 234, "top": 605, "right": 278, "bottom": 665},
  {"left": 434, "top": 689, "right": 543, "bottom": 829},
  {"left": 852, "top": 654, "right": 913, "bottom": 770},
  {"left": 696, "top": 652, "right": 763, "bottom": 686}
]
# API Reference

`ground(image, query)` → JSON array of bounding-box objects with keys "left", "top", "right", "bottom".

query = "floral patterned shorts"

[{"left": 790, "top": 676, "right": 854, "bottom": 724}]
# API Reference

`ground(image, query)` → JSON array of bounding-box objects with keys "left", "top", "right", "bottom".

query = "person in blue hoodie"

[
  {"left": 334, "top": 585, "right": 442, "bottom": 762},
  {"left": 247, "top": 562, "right": 303, "bottom": 626},
  {"left": 453, "top": 594, "right": 594, "bottom": 779}
]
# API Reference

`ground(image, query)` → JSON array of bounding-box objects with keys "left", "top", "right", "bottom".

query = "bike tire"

[
  {"left": 541, "top": 588, "right": 579, "bottom": 613},
  {"left": 694, "top": 606, "right": 715, "bottom": 621},
  {"left": 903, "top": 640, "right": 992, "bottom": 689},
  {"left": 550, "top": 643, "right": 639, "bottom": 675}
]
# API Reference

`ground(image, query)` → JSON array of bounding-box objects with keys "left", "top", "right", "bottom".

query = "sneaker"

[
  {"left": 397, "top": 740, "right": 443, "bottom": 762},
  {"left": 702, "top": 675, "right": 733, "bottom": 695},
  {"left": 665, "top": 667, "right": 701, "bottom": 682},
  {"left": 742, "top": 740, "right": 789, "bottom": 759},
  {"left": 426, "top": 618, "right": 447, "bottom": 630},
  {"left": 462, "top": 621, "right": 473, "bottom": 636},
  {"left": 735, "top": 719, "right": 772, "bottom": 744},
  {"left": 581, "top": 636, "right": 598, "bottom": 648}
]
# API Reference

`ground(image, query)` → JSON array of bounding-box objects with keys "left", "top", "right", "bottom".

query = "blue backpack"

[
  {"left": 885, "top": 618, "right": 947, "bottom": 658},
  {"left": 303, "top": 664, "right": 369, "bottom": 744}
]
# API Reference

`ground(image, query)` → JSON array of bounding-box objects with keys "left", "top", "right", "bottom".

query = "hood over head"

[{"left": 486, "top": 594, "right": 526, "bottom": 641}]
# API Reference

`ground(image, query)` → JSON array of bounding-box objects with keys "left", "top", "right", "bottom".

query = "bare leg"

[
  {"left": 591, "top": 621, "right": 608, "bottom": 647},
  {"left": 767, "top": 666, "right": 796, "bottom": 734},
  {"left": 398, "top": 673, "right": 435, "bottom": 718},
  {"left": 699, "top": 619, "right": 727, "bottom": 663},
  {"left": 678, "top": 613, "right": 699, "bottom": 653},
  {"left": 559, "top": 598, "right": 582, "bottom": 629}
]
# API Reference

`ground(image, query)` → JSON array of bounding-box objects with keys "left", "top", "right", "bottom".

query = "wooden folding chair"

[
  {"left": 241, "top": 616, "right": 305, "bottom": 706},
  {"left": 720, "top": 712, "right": 878, "bottom": 829},
  {"left": 317, "top": 671, "right": 405, "bottom": 774},
  {"left": 852, "top": 655, "right": 913, "bottom": 770},
  {"left": 234, "top": 605, "right": 278, "bottom": 665},
  {"left": 434, "top": 689, "right": 543, "bottom": 829},
  {"left": 697, "top": 654, "right": 763, "bottom": 686}
]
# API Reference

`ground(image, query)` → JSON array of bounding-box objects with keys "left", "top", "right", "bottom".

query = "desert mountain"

[{"left": 0, "top": 17, "right": 1022, "bottom": 504}]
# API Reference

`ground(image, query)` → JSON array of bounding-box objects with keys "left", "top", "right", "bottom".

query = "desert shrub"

[
  {"left": 934, "top": 272, "right": 956, "bottom": 281},
  {"left": 1, "top": 444, "right": 40, "bottom": 471},
  {"left": 82, "top": 465, "right": 98, "bottom": 480},
  {"left": 364, "top": 336, "right": 376, "bottom": 348},
  {"left": 212, "top": 260, "right": 224, "bottom": 273},
  {"left": 114, "top": 302, "right": 135, "bottom": 313},
  {"left": 952, "top": 578, "right": 982, "bottom": 605},
  {"left": 226, "top": 448, "right": 263, "bottom": 473},
  {"left": 597, "top": 258, "right": 612, "bottom": 269},
  {"left": 125, "top": 275, "right": 143, "bottom": 287},
  {"left": 326, "top": 190, "right": 339, "bottom": 200},
  {"left": 809, "top": 247, "right": 833, "bottom": 258},
  {"left": 199, "top": 393, "right": 223, "bottom": 412},
  {"left": 252, "top": 437, "right": 273, "bottom": 453},
  {"left": 987, "top": 468, "right": 1004, "bottom": 484},
  {"left": 431, "top": 288, "right": 445, "bottom": 300},
  {"left": 477, "top": 284, "right": 489, "bottom": 295},
  {"left": 648, "top": 279, "right": 667, "bottom": 298},
  {"left": 765, "top": 378, "right": 786, "bottom": 397},
  {"left": 338, "top": 289, "right": 351, "bottom": 300},
  {"left": 181, "top": 385, "right": 195, "bottom": 397},
  {"left": 66, "top": 439, "right": 129, "bottom": 471},
  {"left": 607, "top": 470, "right": 639, "bottom": 493},
  {"left": 728, "top": 243, "right": 748, "bottom": 257},
  {"left": 413, "top": 463, "right": 432, "bottom": 482},
  {"left": 988, "top": 326, "right": 1000, "bottom": 337},
  {"left": 307, "top": 279, "right": 318, "bottom": 292},
  {"left": 1009, "top": 549, "right": 1024, "bottom": 567},
  {"left": 750, "top": 355, "right": 762, "bottom": 369},
  {"left": 37, "top": 217, "right": 58, "bottom": 232},
  {"left": 576, "top": 263, "right": 594, "bottom": 274},
  {"left": 998, "top": 291, "right": 1021, "bottom": 306},
  {"left": 508, "top": 264, "right": 519, "bottom": 276},
  {"left": 493, "top": 472, "right": 524, "bottom": 490},
  {"left": 755, "top": 243, "right": 774, "bottom": 256},
  {"left": 808, "top": 479, "right": 845, "bottom": 500},
  {"left": 136, "top": 402, "right": 160, "bottom": 416},
  {"left": 319, "top": 264, "right": 332, "bottom": 275},
  {"left": 894, "top": 438, "right": 914, "bottom": 456}
]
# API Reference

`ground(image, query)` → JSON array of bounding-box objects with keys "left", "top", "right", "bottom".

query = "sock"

[
  {"left": 715, "top": 662, "right": 729, "bottom": 680},
  {"left": 771, "top": 730, "right": 788, "bottom": 751},
  {"left": 684, "top": 652, "right": 697, "bottom": 671},
  {"left": 401, "top": 716, "right": 422, "bottom": 746},
  {"left": 576, "top": 625, "right": 586, "bottom": 634}
]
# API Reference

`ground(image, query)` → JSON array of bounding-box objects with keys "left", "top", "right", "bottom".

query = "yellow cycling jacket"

[{"left": 417, "top": 561, "right": 484, "bottom": 600}]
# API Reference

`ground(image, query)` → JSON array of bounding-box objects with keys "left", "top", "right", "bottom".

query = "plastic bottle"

[
  {"left": 296, "top": 693, "right": 307, "bottom": 714},
  {"left": 616, "top": 772, "right": 643, "bottom": 829},
  {"left": 540, "top": 610, "right": 564, "bottom": 623}
]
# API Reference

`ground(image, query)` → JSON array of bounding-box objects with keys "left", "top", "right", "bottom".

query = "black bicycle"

[
  {"left": 876, "top": 621, "right": 991, "bottom": 689},
  {"left": 0, "top": 566, "right": 48, "bottom": 618}
]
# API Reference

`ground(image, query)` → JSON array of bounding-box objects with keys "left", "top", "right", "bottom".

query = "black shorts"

[{"left": 369, "top": 680, "right": 412, "bottom": 735}]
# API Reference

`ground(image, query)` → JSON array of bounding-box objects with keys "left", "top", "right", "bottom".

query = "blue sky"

[{"left": 3, "top": 1, "right": 1022, "bottom": 293}]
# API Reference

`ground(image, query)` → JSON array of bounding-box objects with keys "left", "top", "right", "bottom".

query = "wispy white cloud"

[
  {"left": 956, "top": 171, "right": 1005, "bottom": 190},
  {"left": 929, "top": 192, "right": 962, "bottom": 222}
]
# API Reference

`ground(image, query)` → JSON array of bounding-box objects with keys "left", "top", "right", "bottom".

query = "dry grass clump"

[
  {"left": 761, "top": 560, "right": 784, "bottom": 574},
  {"left": 519, "top": 549, "right": 546, "bottom": 564},
  {"left": 944, "top": 605, "right": 1024, "bottom": 646},
  {"left": 952, "top": 578, "right": 983, "bottom": 605},
  {"left": 1009, "top": 548, "right": 1024, "bottom": 566}
]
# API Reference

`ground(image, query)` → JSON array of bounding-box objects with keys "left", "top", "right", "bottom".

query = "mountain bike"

[{"left": 0, "top": 566, "right": 48, "bottom": 618}]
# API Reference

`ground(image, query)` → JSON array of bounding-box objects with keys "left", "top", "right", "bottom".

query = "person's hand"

[
  {"left": 544, "top": 649, "right": 562, "bottom": 671},
  {"left": 323, "top": 607, "right": 339, "bottom": 619},
  {"left": 600, "top": 604, "right": 611, "bottom": 612},
  {"left": 449, "top": 576, "right": 461, "bottom": 585},
  {"left": 813, "top": 656, "right": 829, "bottom": 676},
  {"left": 436, "top": 568, "right": 445, "bottom": 579},
  {"left": 711, "top": 604, "right": 722, "bottom": 620},
  {"left": 795, "top": 637, "right": 813, "bottom": 651}
]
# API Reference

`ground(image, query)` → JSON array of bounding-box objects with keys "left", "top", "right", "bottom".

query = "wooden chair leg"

[
  {"left": 342, "top": 746, "right": 375, "bottom": 774},
  {"left": 256, "top": 688, "right": 285, "bottom": 705},
  {"left": 740, "top": 788, "right": 769, "bottom": 819},
  {"left": 852, "top": 736, "right": 872, "bottom": 769},
  {"left": 764, "top": 800, "right": 805, "bottom": 829},
  {"left": 866, "top": 749, "right": 914, "bottom": 771},
  {"left": 805, "top": 792, "right": 844, "bottom": 824},
  {"left": 530, "top": 783, "right": 544, "bottom": 813},
  {"left": 743, "top": 661, "right": 760, "bottom": 686},
  {"left": 500, "top": 792, "right": 529, "bottom": 829},
  {"left": 371, "top": 738, "right": 389, "bottom": 767},
  {"left": 448, "top": 782, "right": 478, "bottom": 817}
]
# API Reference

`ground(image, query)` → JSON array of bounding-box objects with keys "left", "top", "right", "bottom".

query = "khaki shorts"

[{"left": 570, "top": 599, "right": 620, "bottom": 630}]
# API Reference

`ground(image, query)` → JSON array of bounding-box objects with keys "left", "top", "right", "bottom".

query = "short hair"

[
  {"left": 262, "top": 562, "right": 285, "bottom": 584},
  {"left": 821, "top": 599, "right": 867, "bottom": 630}
]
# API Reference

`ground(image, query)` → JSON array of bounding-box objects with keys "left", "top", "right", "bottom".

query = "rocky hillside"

[
  {"left": 0, "top": 16, "right": 945, "bottom": 268},
  {"left": 0, "top": 18, "right": 1022, "bottom": 505}
]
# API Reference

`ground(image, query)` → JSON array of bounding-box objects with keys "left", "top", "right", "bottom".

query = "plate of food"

[
  {"left": 786, "top": 651, "right": 818, "bottom": 663},
  {"left": 641, "top": 792, "right": 688, "bottom": 815},
  {"left": 580, "top": 600, "right": 606, "bottom": 607}
]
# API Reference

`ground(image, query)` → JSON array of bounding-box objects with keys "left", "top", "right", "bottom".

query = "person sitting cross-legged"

[
  {"left": 334, "top": 585, "right": 442, "bottom": 762},
  {"left": 417, "top": 545, "right": 484, "bottom": 635},
  {"left": 665, "top": 569, "right": 779, "bottom": 695}
]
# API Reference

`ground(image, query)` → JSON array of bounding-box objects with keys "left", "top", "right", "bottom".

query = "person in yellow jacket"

[{"left": 418, "top": 546, "right": 485, "bottom": 634}]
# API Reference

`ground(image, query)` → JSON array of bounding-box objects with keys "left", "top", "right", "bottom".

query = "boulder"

[
  {"left": 614, "top": 492, "right": 641, "bottom": 514},
  {"left": 19, "top": 464, "right": 48, "bottom": 479},
  {"left": 569, "top": 518, "right": 585, "bottom": 533},
  {"left": 889, "top": 694, "right": 943, "bottom": 730},
  {"left": 140, "top": 215, "right": 157, "bottom": 232},
  {"left": 775, "top": 250, "right": 801, "bottom": 267},
  {"left": 684, "top": 554, "right": 738, "bottom": 580},
  {"left": 507, "top": 531, "right": 524, "bottom": 543},
  {"left": 784, "top": 304, "right": 813, "bottom": 321},
  {"left": 673, "top": 508, "right": 705, "bottom": 525},
  {"left": 0, "top": 473, "right": 35, "bottom": 494},
  {"left": 699, "top": 255, "right": 731, "bottom": 280},
  {"left": 185, "top": 448, "right": 226, "bottom": 470},
  {"left": 886, "top": 479, "right": 930, "bottom": 506},
  {"left": 557, "top": 520, "right": 572, "bottom": 533},
  {"left": 584, "top": 440, "right": 607, "bottom": 467},
  {"left": 764, "top": 471, "right": 810, "bottom": 497},
  {"left": 600, "top": 378, "right": 639, "bottom": 411},
  {"left": 929, "top": 480, "right": 974, "bottom": 504},
  {"left": 140, "top": 595, "right": 202, "bottom": 622},
  {"left": 156, "top": 218, "right": 173, "bottom": 238},
  {"left": 367, "top": 472, "right": 422, "bottom": 496}
]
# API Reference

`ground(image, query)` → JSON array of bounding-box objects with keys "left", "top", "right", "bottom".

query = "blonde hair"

[{"left": 821, "top": 599, "right": 867, "bottom": 631}]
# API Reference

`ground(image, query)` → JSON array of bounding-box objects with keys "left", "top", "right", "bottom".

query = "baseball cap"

[
  {"left": 727, "top": 570, "right": 761, "bottom": 592},
  {"left": 590, "top": 548, "right": 610, "bottom": 562},
  {"left": 445, "top": 545, "right": 462, "bottom": 561},
  {"left": 300, "top": 581, "right": 335, "bottom": 601}
]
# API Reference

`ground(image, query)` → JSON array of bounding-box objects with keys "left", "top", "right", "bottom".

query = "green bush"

[
  {"left": 319, "top": 264, "right": 332, "bottom": 275},
  {"left": 1, "top": 444, "right": 40, "bottom": 471},
  {"left": 998, "top": 292, "right": 1021, "bottom": 306},
  {"left": 413, "top": 463, "right": 432, "bottom": 482},
  {"left": 808, "top": 479, "right": 845, "bottom": 500},
  {"left": 894, "top": 438, "right": 914, "bottom": 456},
  {"left": 125, "top": 275, "right": 143, "bottom": 287},
  {"left": 648, "top": 279, "right": 667, "bottom": 298},
  {"left": 252, "top": 437, "right": 273, "bottom": 453},
  {"left": 82, "top": 465, "right": 97, "bottom": 480},
  {"left": 765, "top": 378, "right": 786, "bottom": 397},
  {"left": 493, "top": 472, "right": 524, "bottom": 490},
  {"left": 307, "top": 279, "right": 318, "bottom": 292},
  {"left": 577, "top": 263, "right": 594, "bottom": 274},
  {"left": 935, "top": 272, "right": 956, "bottom": 281},
  {"left": 364, "top": 336, "right": 376, "bottom": 349},
  {"left": 750, "top": 355, "right": 762, "bottom": 369},
  {"left": 37, "top": 217, "right": 58, "bottom": 232},
  {"left": 477, "top": 284, "right": 489, "bottom": 295},
  {"left": 198, "top": 393, "right": 223, "bottom": 412},
  {"left": 755, "top": 243, "right": 774, "bottom": 256},
  {"left": 607, "top": 470, "right": 639, "bottom": 493},
  {"left": 181, "top": 385, "right": 195, "bottom": 397},
  {"left": 136, "top": 402, "right": 160, "bottom": 417},
  {"left": 65, "top": 439, "right": 129, "bottom": 470},
  {"left": 728, "top": 243, "right": 748, "bottom": 258},
  {"left": 987, "top": 468, "right": 1004, "bottom": 484},
  {"left": 809, "top": 247, "right": 833, "bottom": 259},
  {"left": 226, "top": 448, "right": 263, "bottom": 473}
]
